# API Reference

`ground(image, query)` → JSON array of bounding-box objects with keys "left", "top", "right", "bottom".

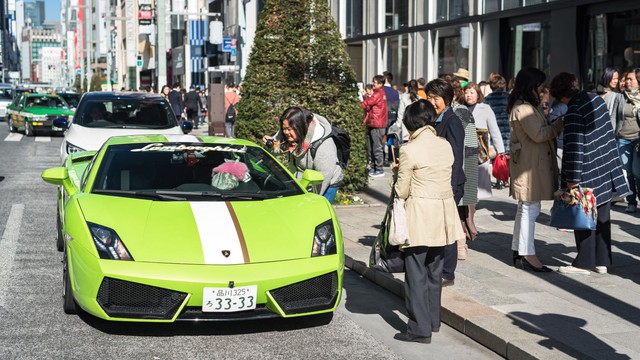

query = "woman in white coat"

[{"left": 464, "top": 82, "right": 506, "bottom": 199}]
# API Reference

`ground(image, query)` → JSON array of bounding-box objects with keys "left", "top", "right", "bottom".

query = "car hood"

[
  {"left": 76, "top": 194, "right": 333, "bottom": 265},
  {"left": 64, "top": 124, "right": 184, "bottom": 152}
]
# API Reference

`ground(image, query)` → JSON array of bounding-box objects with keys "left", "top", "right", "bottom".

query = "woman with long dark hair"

[
  {"left": 598, "top": 67, "right": 625, "bottom": 132},
  {"left": 508, "top": 67, "right": 563, "bottom": 272},
  {"left": 262, "top": 107, "right": 344, "bottom": 203}
]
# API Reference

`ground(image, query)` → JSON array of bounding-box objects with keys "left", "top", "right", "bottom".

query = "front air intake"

[{"left": 269, "top": 272, "right": 339, "bottom": 315}]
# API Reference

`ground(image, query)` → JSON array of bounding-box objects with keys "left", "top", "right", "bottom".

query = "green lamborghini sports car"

[{"left": 41, "top": 134, "right": 343, "bottom": 322}]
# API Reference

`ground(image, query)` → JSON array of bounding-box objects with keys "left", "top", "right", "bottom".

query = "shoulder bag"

[{"left": 549, "top": 186, "right": 597, "bottom": 231}]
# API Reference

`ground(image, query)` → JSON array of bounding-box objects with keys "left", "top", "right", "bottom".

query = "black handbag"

[{"left": 369, "top": 183, "right": 405, "bottom": 273}]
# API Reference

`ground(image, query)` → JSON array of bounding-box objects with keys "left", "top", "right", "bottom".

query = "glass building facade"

[{"left": 332, "top": 0, "right": 640, "bottom": 88}]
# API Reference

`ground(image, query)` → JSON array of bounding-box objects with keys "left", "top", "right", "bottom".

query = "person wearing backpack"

[
  {"left": 224, "top": 81, "right": 240, "bottom": 138},
  {"left": 262, "top": 106, "right": 344, "bottom": 203}
]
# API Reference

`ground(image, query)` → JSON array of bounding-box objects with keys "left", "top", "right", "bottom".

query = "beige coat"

[
  {"left": 508, "top": 100, "right": 562, "bottom": 202},
  {"left": 394, "top": 126, "right": 465, "bottom": 248}
]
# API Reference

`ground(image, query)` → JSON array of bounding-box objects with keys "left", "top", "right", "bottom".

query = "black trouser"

[
  {"left": 573, "top": 201, "right": 612, "bottom": 269},
  {"left": 442, "top": 206, "right": 466, "bottom": 280},
  {"left": 186, "top": 108, "right": 198, "bottom": 128},
  {"left": 404, "top": 246, "right": 444, "bottom": 337}
]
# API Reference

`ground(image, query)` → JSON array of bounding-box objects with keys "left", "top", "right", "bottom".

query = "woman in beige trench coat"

[
  {"left": 392, "top": 100, "right": 465, "bottom": 344},
  {"left": 508, "top": 67, "right": 563, "bottom": 272}
]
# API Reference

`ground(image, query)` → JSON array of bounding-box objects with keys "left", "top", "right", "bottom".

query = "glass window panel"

[
  {"left": 484, "top": 0, "right": 500, "bottom": 13},
  {"left": 346, "top": 0, "right": 363, "bottom": 38},
  {"left": 438, "top": 27, "right": 469, "bottom": 76},
  {"left": 509, "top": 22, "right": 550, "bottom": 80},
  {"left": 436, "top": 0, "right": 448, "bottom": 22},
  {"left": 503, "top": 0, "right": 522, "bottom": 10},
  {"left": 449, "top": 0, "right": 469, "bottom": 20},
  {"left": 384, "top": 35, "right": 409, "bottom": 86},
  {"left": 524, "top": 0, "right": 545, "bottom": 5},
  {"left": 385, "top": 0, "right": 409, "bottom": 31}
]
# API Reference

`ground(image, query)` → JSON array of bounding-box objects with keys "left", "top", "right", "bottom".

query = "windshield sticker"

[{"left": 130, "top": 143, "right": 247, "bottom": 154}]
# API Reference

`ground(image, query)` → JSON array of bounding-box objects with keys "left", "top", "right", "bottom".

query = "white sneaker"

[
  {"left": 558, "top": 266, "right": 590, "bottom": 275},
  {"left": 595, "top": 266, "right": 607, "bottom": 274}
]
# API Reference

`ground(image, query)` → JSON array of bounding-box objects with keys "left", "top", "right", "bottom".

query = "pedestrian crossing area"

[{"left": 3, "top": 133, "right": 51, "bottom": 142}]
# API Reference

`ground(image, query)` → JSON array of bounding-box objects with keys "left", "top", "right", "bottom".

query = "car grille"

[
  {"left": 269, "top": 272, "right": 339, "bottom": 315},
  {"left": 97, "top": 277, "right": 187, "bottom": 320}
]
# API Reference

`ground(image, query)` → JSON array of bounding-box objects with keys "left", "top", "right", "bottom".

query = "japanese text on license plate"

[{"left": 202, "top": 285, "right": 257, "bottom": 312}]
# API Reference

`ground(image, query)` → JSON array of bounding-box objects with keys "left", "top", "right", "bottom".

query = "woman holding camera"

[{"left": 262, "top": 106, "right": 343, "bottom": 203}]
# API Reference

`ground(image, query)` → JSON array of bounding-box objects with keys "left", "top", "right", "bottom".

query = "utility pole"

[
  {"left": 85, "top": 0, "right": 93, "bottom": 92},
  {"left": 156, "top": 0, "right": 167, "bottom": 89}
]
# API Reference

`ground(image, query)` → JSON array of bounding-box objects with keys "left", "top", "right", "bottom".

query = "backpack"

[
  {"left": 225, "top": 103, "right": 237, "bottom": 123},
  {"left": 310, "top": 122, "right": 351, "bottom": 169}
]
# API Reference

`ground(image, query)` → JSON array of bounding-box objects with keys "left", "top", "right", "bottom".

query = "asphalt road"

[{"left": 0, "top": 125, "right": 500, "bottom": 360}]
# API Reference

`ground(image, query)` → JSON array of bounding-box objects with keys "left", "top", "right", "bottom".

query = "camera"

[{"left": 266, "top": 139, "right": 274, "bottom": 148}]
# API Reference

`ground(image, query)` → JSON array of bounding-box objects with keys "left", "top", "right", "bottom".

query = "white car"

[
  {"left": 56, "top": 92, "right": 191, "bottom": 161},
  {"left": 0, "top": 83, "right": 13, "bottom": 122}
]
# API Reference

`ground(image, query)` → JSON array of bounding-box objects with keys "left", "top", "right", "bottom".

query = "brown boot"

[{"left": 457, "top": 239, "right": 467, "bottom": 260}]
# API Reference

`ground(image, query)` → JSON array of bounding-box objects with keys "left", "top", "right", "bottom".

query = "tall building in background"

[
  {"left": 23, "top": 0, "right": 45, "bottom": 29},
  {"left": 1, "top": 0, "right": 21, "bottom": 83}
]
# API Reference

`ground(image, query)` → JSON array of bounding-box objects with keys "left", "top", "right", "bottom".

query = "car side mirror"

[
  {"left": 41, "top": 167, "right": 78, "bottom": 196},
  {"left": 181, "top": 121, "right": 193, "bottom": 134},
  {"left": 300, "top": 169, "right": 324, "bottom": 193},
  {"left": 53, "top": 118, "right": 69, "bottom": 129}
]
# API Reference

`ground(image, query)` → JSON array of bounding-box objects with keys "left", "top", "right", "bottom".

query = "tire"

[
  {"left": 56, "top": 210, "right": 64, "bottom": 252},
  {"left": 62, "top": 250, "right": 79, "bottom": 314},
  {"left": 8, "top": 119, "right": 16, "bottom": 133},
  {"left": 25, "top": 122, "right": 34, "bottom": 137}
]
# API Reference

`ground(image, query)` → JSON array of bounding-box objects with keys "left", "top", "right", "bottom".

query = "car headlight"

[
  {"left": 311, "top": 219, "right": 336, "bottom": 257},
  {"left": 66, "top": 141, "right": 85, "bottom": 154},
  {"left": 88, "top": 222, "right": 133, "bottom": 260}
]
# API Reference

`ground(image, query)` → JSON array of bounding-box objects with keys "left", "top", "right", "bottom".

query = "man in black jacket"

[
  {"left": 184, "top": 85, "right": 203, "bottom": 129},
  {"left": 168, "top": 82, "right": 184, "bottom": 122}
]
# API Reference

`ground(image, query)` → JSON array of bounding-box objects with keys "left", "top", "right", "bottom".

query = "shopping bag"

[
  {"left": 492, "top": 153, "right": 510, "bottom": 182},
  {"left": 388, "top": 197, "right": 409, "bottom": 246},
  {"left": 549, "top": 186, "right": 597, "bottom": 231},
  {"left": 369, "top": 185, "right": 405, "bottom": 273}
]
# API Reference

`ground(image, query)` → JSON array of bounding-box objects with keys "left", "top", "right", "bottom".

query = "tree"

[{"left": 236, "top": 0, "right": 367, "bottom": 192}]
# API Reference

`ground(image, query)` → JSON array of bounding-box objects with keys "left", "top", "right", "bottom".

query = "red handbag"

[{"left": 492, "top": 153, "right": 510, "bottom": 182}]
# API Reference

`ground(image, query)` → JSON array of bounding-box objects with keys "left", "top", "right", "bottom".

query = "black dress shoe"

[
  {"left": 516, "top": 258, "right": 552, "bottom": 273},
  {"left": 512, "top": 251, "right": 522, "bottom": 266},
  {"left": 394, "top": 332, "right": 431, "bottom": 344},
  {"left": 441, "top": 278, "right": 455, "bottom": 287}
]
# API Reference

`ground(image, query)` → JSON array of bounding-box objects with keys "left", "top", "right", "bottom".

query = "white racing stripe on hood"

[
  {"left": 164, "top": 134, "right": 201, "bottom": 143},
  {"left": 190, "top": 201, "right": 245, "bottom": 264}
]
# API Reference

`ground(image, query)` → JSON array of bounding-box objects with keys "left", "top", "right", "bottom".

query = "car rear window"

[
  {"left": 91, "top": 142, "right": 303, "bottom": 200},
  {"left": 75, "top": 99, "right": 177, "bottom": 129}
]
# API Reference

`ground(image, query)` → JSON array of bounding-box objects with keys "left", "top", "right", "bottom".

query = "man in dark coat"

[
  {"left": 425, "top": 78, "right": 466, "bottom": 287},
  {"left": 184, "top": 85, "right": 203, "bottom": 129},
  {"left": 551, "top": 72, "right": 630, "bottom": 275},
  {"left": 168, "top": 82, "right": 184, "bottom": 122}
]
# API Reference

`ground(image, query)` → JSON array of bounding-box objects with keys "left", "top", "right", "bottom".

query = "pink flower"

[{"left": 212, "top": 161, "right": 248, "bottom": 181}]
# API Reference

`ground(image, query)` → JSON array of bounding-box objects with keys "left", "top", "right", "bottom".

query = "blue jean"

[
  {"left": 323, "top": 186, "right": 339, "bottom": 204},
  {"left": 617, "top": 138, "right": 640, "bottom": 205}
]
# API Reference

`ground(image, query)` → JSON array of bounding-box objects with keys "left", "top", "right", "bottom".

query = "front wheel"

[
  {"left": 8, "top": 119, "right": 16, "bottom": 132},
  {"left": 62, "top": 250, "right": 79, "bottom": 314},
  {"left": 25, "top": 122, "right": 34, "bottom": 137}
]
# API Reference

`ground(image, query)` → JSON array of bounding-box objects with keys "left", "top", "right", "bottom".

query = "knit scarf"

[
  {"left": 625, "top": 88, "right": 640, "bottom": 116},
  {"left": 289, "top": 117, "right": 317, "bottom": 157}
]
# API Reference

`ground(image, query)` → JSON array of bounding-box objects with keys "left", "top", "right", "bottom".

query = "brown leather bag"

[{"left": 477, "top": 128, "right": 490, "bottom": 164}]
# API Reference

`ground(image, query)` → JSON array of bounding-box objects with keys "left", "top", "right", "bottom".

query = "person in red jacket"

[{"left": 362, "top": 74, "right": 388, "bottom": 177}]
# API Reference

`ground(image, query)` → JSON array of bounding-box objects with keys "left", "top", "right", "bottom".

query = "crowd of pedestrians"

[{"left": 358, "top": 65, "right": 634, "bottom": 344}]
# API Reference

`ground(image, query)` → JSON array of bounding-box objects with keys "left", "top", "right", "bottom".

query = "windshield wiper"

[
  {"left": 160, "top": 190, "right": 272, "bottom": 200},
  {"left": 93, "top": 189, "right": 186, "bottom": 201}
]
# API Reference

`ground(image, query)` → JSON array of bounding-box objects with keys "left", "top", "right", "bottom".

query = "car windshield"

[
  {"left": 75, "top": 98, "right": 176, "bottom": 128},
  {"left": 0, "top": 89, "right": 12, "bottom": 100},
  {"left": 25, "top": 96, "right": 67, "bottom": 108},
  {"left": 91, "top": 142, "right": 303, "bottom": 200},
  {"left": 59, "top": 94, "right": 80, "bottom": 108}
]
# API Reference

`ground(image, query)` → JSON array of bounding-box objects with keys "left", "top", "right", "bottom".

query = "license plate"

[{"left": 202, "top": 285, "right": 257, "bottom": 312}]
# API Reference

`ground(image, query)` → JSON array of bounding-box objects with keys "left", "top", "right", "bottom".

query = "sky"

[{"left": 40, "top": 0, "right": 61, "bottom": 21}]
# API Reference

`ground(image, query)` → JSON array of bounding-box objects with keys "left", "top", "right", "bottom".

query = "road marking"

[
  {"left": 4, "top": 133, "right": 22, "bottom": 141},
  {"left": 35, "top": 136, "right": 51, "bottom": 142},
  {"left": 0, "top": 204, "right": 24, "bottom": 309}
]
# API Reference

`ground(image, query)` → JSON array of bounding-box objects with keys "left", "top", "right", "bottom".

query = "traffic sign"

[{"left": 222, "top": 38, "right": 233, "bottom": 52}]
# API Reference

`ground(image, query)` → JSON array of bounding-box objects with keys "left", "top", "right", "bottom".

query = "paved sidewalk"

[{"left": 336, "top": 169, "right": 640, "bottom": 360}]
